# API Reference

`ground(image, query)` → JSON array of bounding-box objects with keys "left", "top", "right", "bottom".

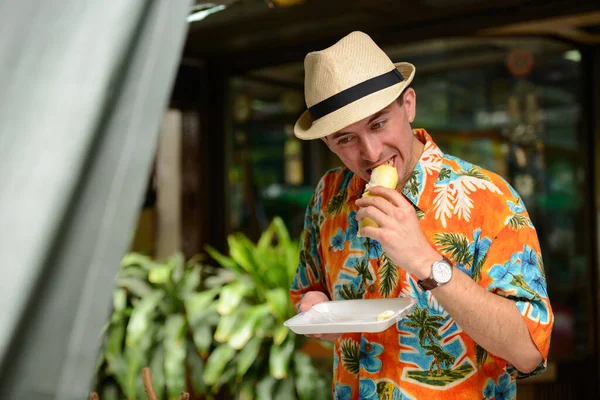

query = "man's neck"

[{"left": 397, "top": 134, "right": 425, "bottom": 189}]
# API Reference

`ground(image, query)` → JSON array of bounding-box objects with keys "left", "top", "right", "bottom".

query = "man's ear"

[{"left": 403, "top": 88, "right": 417, "bottom": 123}]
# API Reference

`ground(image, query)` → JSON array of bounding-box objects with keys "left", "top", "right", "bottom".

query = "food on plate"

[{"left": 376, "top": 309, "right": 395, "bottom": 321}]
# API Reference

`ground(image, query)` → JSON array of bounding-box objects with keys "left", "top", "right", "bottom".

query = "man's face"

[{"left": 322, "top": 88, "right": 418, "bottom": 188}]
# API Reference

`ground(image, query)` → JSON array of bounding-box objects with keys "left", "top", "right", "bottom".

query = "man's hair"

[
  {"left": 396, "top": 86, "right": 410, "bottom": 106},
  {"left": 395, "top": 87, "right": 411, "bottom": 106}
]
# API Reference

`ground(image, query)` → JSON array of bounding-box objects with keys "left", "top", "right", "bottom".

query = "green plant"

[
  {"left": 95, "top": 251, "right": 211, "bottom": 400},
  {"left": 95, "top": 217, "right": 331, "bottom": 400},
  {"left": 202, "top": 217, "right": 331, "bottom": 400}
]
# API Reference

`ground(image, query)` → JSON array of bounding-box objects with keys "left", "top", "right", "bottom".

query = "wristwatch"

[{"left": 418, "top": 257, "right": 453, "bottom": 291}]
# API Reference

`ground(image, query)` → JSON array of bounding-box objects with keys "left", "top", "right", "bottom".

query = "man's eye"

[
  {"left": 338, "top": 137, "right": 352, "bottom": 145},
  {"left": 371, "top": 121, "right": 386, "bottom": 130}
]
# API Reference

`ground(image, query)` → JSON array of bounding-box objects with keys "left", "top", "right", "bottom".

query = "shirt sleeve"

[
  {"left": 477, "top": 218, "right": 554, "bottom": 378},
  {"left": 290, "top": 178, "right": 329, "bottom": 311}
]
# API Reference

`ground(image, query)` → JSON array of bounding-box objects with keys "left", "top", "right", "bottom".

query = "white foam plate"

[{"left": 284, "top": 298, "right": 416, "bottom": 335}]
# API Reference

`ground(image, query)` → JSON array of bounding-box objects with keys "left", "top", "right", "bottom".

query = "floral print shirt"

[{"left": 290, "top": 129, "right": 553, "bottom": 399}]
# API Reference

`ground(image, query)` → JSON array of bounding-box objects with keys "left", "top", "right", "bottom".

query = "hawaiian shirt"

[{"left": 290, "top": 129, "right": 553, "bottom": 399}]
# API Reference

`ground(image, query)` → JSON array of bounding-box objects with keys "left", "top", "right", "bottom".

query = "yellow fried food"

[{"left": 357, "top": 164, "right": 398, "bottom": 236}]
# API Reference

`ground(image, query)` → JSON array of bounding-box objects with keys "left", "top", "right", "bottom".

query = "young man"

[{"left": 290, "top": 31, "right": 553, "bottom": 399}]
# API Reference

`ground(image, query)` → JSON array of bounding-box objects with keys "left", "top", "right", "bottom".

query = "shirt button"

[{"left": 369, "top": 284, "right": 376, "bottom": 293}]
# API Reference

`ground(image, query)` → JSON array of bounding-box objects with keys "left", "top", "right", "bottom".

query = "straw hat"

[{"left": 294, "top": 31, "right": 415, "bottom": 140}]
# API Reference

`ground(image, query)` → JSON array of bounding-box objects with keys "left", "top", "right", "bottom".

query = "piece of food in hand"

[
  {"left": 358, "top": 162, "right": 398, "bottom": 236},
  {"left": 376, "top": 310, "right": 395, "bottom": 321}
]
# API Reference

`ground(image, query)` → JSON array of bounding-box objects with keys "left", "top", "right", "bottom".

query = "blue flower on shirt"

[
  {"left": 346, "top": 211, "right": 360, "bottom": 242},
  {"left": 366, "top": 238, "right": 383, "bottom": 260},
  {"left": 483, "top": 378, "right": 495, "bottom": 399},
  {"left": 334, "top": 382, "right": 352, "bottom": 400},
  {"left": 359, "top": 378, "right": 378, "bottom": 400},
  {"left": 331, "top": 228, "right": 345, "bottom": 251},
  {"left": 488, "top": 253, "right": 520, "bottom": 288},
  {"left": 507, "top": 199, "right": 526, "bottom": 214},
  {"left": 468, "top": 228, "right": 491, "bottom": 270},
  {"left": 521, "top": 245, "right": 547, "bottom": 296},
  {"left": 494, "top": 374, "right": 517, "bottom": 400},
  {"left": 360, "top": 336, "right": 383, "bottom": 373}
]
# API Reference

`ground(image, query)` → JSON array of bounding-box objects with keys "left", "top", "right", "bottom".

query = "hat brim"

[{"left": 294, "top": 62, "right": 415, "bottom": 140}]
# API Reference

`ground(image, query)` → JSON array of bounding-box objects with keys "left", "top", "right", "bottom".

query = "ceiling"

[{"left": 184, "top": 0, "right": 600, "bottom": 72}]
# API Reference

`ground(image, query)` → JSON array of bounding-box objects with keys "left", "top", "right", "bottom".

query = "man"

[{"left": 290, "top": 31, "right": 553, "bottom": 399}]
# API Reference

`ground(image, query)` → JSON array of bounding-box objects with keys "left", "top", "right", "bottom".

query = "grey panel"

[{"left": 0, "top": 0, "right": 192, "bottom": 398}]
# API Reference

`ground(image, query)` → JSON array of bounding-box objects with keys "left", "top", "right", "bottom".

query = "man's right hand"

[{"left": 298, "top": 291, "right": 341, "bottom": 342}]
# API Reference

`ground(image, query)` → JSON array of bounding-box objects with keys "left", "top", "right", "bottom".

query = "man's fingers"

[
  {"left": 362, "top": 186, "right": 409, "bottom": 208},
  {"left": 356, "top": 204, "right": 387, "bottom": 228}
]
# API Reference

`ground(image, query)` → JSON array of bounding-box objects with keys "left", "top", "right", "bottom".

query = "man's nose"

[{"left": 359, "top": 136, "right": 382, "bottom": 163}]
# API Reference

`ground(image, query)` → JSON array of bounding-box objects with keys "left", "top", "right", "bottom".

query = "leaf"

[
  {"left": 124, "top": 324, "right": 158, "bottom": 399},
  {"left": 113, "top": 288, "right": 127, "bottom": 313},
  {"left": 294, "top": 352, "right": 329, "bottom": 400},
  {"left": 274, "top": 376, "right": 295, "bottom": 399},
  {"left": 179, "top": 267, "right": 201, "bottom": 295},
  {"left": 105, "top": 319, "right": 126, "bottom": 365},
  {"left": 272, "top": 325, "right": 289, "bottom": 346},
  {"left": 473, "top": 253, "right": 487, "bottom": 282},
  {"left": 508, "top": 214, "right": 528, "bottom": 230},
  {"left": 340, "top": 338, "right": 360, "bottom": 376},
  {"left": 117, "top": 266, "right": 149, "bottom": 280},
  {"left": 238, "top": 380, "right": 256, "bottom": 400},
  {"left": 460, "top": 166, "right": 489, "bottom": 180},
  {"left": 125, "top": 291, "right": 163, "bottom": 347},
  {"left": 538, "top": 254, "right": 546, "bottom": 279},
  {"left": 206, "top": 245, "right": 244, "bottom": 275},
  {"left": 379, "top": 255, "right": 399, "bottom": 297},
  {"left": 256, "top": 376, "right": 278, "bottom": 400},
  {"left": 170, "top": 252, "right": 186, "bottom": 283},
  {"left": 120, "top": 253, "right": 154, "bottom": 269},
  {"left": 269, "top": 335, "right": 295, "bottom": 379},
  {"left": 192, "top": 324, "right": 213, "bottom": 357},
  {"left": 236, "top": 336, "right": 263, "bottom": 378},
  {"left": 339, "top": 283, "right": 363, "bottom": 300},
  {"left": 148, "top": 265, "right": 172, "bottom": 284},
  {"left": 475, "top": 344, "right": 488, "bottom": 366},
  {"left": 185, "top": 288, "right": 220, "bottom": 326},
  {"left": 202, "top": 343, "right": 236, "bottom": 386},
  {"left": 228, "top": 234, "right": 261, "bottom": 277},
  {"left": 117, "top": 276, "right": 153, "bottom": 298},
  {"left": 271, "top": 216, "right": 291, "bottom": 247},
  {"left": 186, "top": 340, "right": 206, "bottom": 395},
  {"left": 325, "top": 189, "right": 347, "bottom": 216},
  {"left": 164, "top": 315, "right": 186, "bottom": 400},
  {"left": 228, "top": 304, "right": 270, "bottom": 350},
  {"left": 433, "top": 232, "right": 473, "bottom": 267},
  {"left": 149, "top": 345, "right": 165, "bottom": 400},
  {"left": 217, "top": 281, "right": 251, "bottom": 316},
  {"left": 438, "top": 168, "right": 451, "bottom": 181},
  {"left": 212, "top": 364, "right": 237, "bottom": 394},
  {"left": 265, "top": 288, "right": 292, "bottom": 321},
  {"left": 254, "top": 315, "right": 276, "bottom": 338},
  {"left": 214, "top": 306, "right": 244, "bottom": 343}
]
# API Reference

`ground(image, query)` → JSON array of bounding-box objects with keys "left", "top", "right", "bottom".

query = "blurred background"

[{"left": 1, "top": 0, "right": 599, "bottom": 399}]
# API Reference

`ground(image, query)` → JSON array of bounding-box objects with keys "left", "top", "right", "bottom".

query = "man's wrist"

[{"left": 413, "top": 251, "right": 441, "bottom": 281}]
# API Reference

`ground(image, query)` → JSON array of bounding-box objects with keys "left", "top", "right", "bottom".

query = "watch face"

[{"left": 432, "top": 261, "right": 452, "bottom": 284}]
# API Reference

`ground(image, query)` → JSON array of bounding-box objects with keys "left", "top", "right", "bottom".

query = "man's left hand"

[{"left": 355, "top": 186, "right": 439, "bottom": 280}]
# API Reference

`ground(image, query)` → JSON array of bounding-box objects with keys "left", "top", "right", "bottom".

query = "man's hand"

[
  {"left": 355, "top": 186, "right": 440, "bottom": 280},
  {"left": 298, "top": 291, "right": 341, "bottom": 342}
]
